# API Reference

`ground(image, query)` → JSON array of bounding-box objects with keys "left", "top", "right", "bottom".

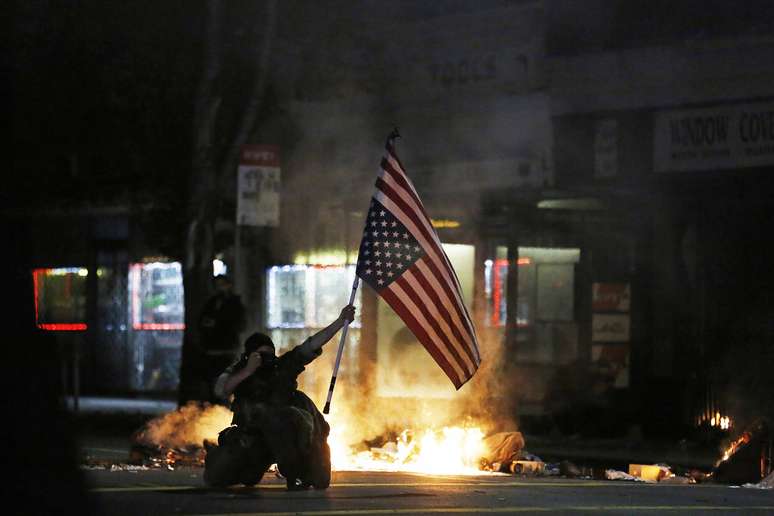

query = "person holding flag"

[{"left": 203, "top": 305, "right": 355, "bottom": 491}]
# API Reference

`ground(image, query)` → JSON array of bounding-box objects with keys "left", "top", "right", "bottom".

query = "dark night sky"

[
  {"left": 11, "top": 1, "right": 201, "bottom": 210},
  {"left": 11, "top": 0, "right": 774, "bottom": 215}
]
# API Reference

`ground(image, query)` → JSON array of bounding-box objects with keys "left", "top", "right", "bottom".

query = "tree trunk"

[{"left": 178, "top": 0, "right": 278, "bottom": 405}]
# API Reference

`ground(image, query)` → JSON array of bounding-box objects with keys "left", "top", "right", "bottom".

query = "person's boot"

[{"left": 286, "top": 477, "right": 308, "bottom": 491}]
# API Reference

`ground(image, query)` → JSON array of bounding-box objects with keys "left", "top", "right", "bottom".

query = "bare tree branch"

[{"left": 217, "top": 0, "right": 278, "bottom": 182}]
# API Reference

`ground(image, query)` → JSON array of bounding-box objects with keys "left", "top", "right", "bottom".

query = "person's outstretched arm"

[{"left": 298, "top": 305, "right": 356, "bottom": 360}]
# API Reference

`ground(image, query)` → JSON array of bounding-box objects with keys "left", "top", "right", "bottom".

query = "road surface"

[{"left": 83, "top": 467, "right": 774, "bottom": 515}]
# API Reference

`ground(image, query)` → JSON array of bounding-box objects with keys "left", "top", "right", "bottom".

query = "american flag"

[{"left": 355, "top": 132, "right": 481, "bottom": 389}]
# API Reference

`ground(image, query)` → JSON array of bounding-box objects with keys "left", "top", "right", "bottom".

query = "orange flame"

[{"left": 716, "top": 431, "right": 752, "bottom": 467}]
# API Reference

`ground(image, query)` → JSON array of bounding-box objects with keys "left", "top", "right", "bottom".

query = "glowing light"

[
  {"left": 699, "top": 411, "right": 732, "bottom": 431},
  {"left": 37, "top": 323, "right": 87, "bottom": 331},
  {"left": 39, "top": 267, "right": 89, "bottom": 276},
  {"left": 293, "top": 251, "right": 353, "bottom": 266},
  {"left": 133, "top": 323, "right": 185, "bottom": 331},
  {"left": 431, "top": 219, "right": 461, "bottom": 229},
  {"left": 212, "top": 259, "right": 227, "bottom": 277}
]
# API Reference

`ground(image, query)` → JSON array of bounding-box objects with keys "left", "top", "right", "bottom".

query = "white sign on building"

[
  {"left": 654, "top": 101, "right": 774, "bottom": 172},
  {"left": 237, "top": 145, "right": 280, "bottom": 227}
]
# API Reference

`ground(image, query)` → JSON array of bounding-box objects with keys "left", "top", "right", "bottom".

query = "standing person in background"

[{"left": 198, "top": 274, "right": 246, "bottom": 403}]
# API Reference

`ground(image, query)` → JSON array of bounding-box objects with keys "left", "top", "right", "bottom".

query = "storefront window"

[
  {"left": 266, "top": 264, "right": 362, "bottom": 392},
  {"left": 129, "top": 262, "right": 185, "bottom": 330},
  {"left": 33, "top": 267, "right": 88, "bottom": 331},
  {"left": 267, "top": 265, "right": 361, "bottom": 330},
  {"left": 484, "top": 247, "right": 580, "bottom": 365},
  {"left": 127, "top": 261, "right": 185, "bottom": 392}
]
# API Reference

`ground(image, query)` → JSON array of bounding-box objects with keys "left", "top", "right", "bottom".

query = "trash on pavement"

[
  {"left": 605, "top": 469, "right": 651, "bottom": 482},
  {"left": 628, "top": 463, "right": 672, "bottom": 482},
  {"left": 510, "top": 460, "right": 545, "bottom": 475}
]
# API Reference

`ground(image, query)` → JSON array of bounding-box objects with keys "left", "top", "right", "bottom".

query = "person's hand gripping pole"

[{"left": 323, "top": 278, "right": 359, "bottom": 414}]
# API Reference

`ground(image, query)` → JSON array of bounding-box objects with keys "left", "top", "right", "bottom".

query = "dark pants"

[{"left": 203, "top": 395, "right": 331, "bottom": 489}]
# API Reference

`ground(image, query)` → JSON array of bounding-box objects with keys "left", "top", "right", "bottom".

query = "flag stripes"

[
  {"left": 396, "top": 268, "right": 477, "bottom": 374},
  {"left": 379, "top": 285, "right": 464, "bottom": 387},
  {"left": 382, "top": 149, "right": 473, "bottom": 315},
  {"left": 373, "top": 177, "right": 480, "bottom": 361},
  {"left": 407, "top": 262, "right": 478, "bottom": 367},
  {"left": 378, "top": 155, "right": 478, "bottom": 343},
  {"left": 356, "top": 134, "right": 481, "bottom": 389}
]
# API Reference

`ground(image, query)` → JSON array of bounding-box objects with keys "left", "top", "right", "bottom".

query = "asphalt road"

[{"left": 83, "top": 467, "right": 774, "bottom": 516}]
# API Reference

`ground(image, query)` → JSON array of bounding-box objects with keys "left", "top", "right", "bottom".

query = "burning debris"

[
  {"left": 124, "top": 400, "right": 531, "bottom": 475},
  {"left": 129, "top": 402, "right": 232, "bottom": 469},
  {"left": 117, "top": 400, "right": 770, "bottom": 486},
  {"left": 711, "top": 419, "right": 772, "bottom": 485}
]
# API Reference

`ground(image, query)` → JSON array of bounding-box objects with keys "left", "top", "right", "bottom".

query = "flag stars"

[{"left": 357, "top": 200, "right": 424, "bottom": 289}]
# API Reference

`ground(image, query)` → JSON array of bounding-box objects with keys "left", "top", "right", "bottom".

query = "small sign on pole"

[{"left": 237, "top": 145, "right": 280, "bottom": 227}]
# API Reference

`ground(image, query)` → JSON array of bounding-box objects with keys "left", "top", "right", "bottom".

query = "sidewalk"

[{"left": 67, "top": 396, "right": 177, "bottom": 464}]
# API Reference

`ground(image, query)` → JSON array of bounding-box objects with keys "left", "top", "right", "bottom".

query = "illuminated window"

[
  {"left": 32, "top": 268, "right": 88, "bottom": 331},
  {"left": 267, "top": 265, "right": 361, "bottom": 329},
  {"left": 484, "top": 247, "right": 531, "bottom": 328},
  {"left": 129, "top": 262, "right": 185, "bottom": 330}
]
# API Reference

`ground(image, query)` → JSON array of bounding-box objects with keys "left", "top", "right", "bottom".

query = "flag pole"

[
  {"left": 322, "top": 129, "right": 399, "bottom": 414},
  {"left": 323, "top": 276, "right": 360, "bottom": 414}
]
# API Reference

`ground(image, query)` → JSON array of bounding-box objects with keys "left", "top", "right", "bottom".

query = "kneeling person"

[{"left": 203, "top": 304, "right": 355, "bottom": 490}]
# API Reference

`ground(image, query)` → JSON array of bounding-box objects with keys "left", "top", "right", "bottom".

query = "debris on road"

[
  {"left": 605, "top": 469, "right": 650, "bottom": 482},
  {"left": 628, "top": 464, "right": 671, "bottom": 482}
]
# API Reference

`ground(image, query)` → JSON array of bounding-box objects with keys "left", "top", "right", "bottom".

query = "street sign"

[{"left": 236, "top": 144, "right": 280, "bottom": 227}]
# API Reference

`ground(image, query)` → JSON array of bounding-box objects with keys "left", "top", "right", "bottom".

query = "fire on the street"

[
  {"left": 715, "top": 430, "right": 752, "bottom": 467},
  {"left": 132, "top": 402, "right": 494, "bottom": 475},
  {"left": 327, "top": 419, "right": 488, "bottom": 474}
]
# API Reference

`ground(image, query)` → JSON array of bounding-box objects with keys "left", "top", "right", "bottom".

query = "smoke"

[
  {"left": 254, "top": 4, "right": 555, "bottom": 444},
  {"left": 290, "top": 321, "right": 515, "bottom": 450},
  {"left": 133, "top": 402, "right": 233, "bottom": 449}
]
